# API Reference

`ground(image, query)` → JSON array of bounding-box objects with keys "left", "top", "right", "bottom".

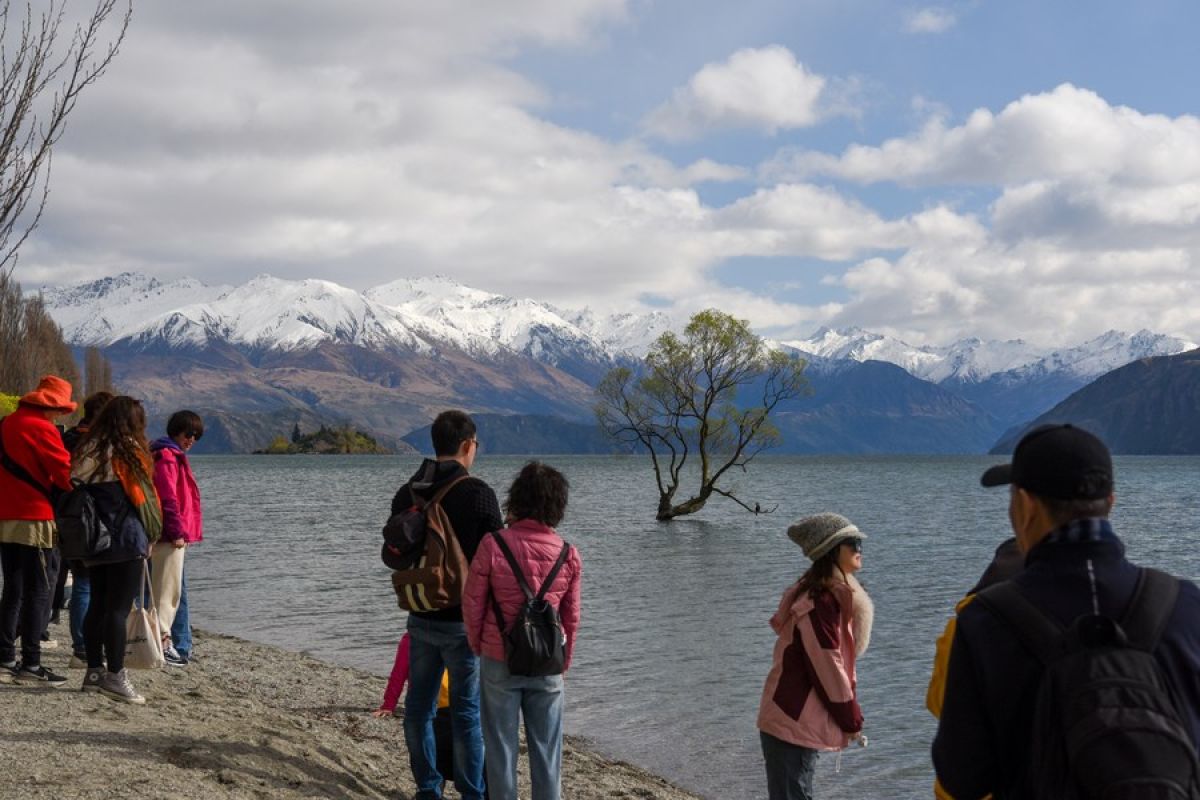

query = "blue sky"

[{"left": 15, "top": 0, "right": 1200, "bottom": 346}]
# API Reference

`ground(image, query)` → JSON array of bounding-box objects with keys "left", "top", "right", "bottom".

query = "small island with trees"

[{"left": 256, "top": 424, "right": 391, "bottom": 455}]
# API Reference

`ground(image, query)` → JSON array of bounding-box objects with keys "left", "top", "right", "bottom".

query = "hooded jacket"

[
  {"left": 462, "top": 519, "right": 583, "bottom": 670},
  {"left": 0, "top": 406, "right": 73, "bottom": 528},
  {"left": 150, "top": 436, "right": 203, "bottom": 544},
  {"left": 757, "top": 572, "right": 874, "bottom": 751},
  {"left": 390, "top": 458, "right": 503, "bottom": 623}
]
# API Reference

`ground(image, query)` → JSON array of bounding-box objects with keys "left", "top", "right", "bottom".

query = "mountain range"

[{"left": 35, "top": 272, "right": 1198, "bottom": 454}]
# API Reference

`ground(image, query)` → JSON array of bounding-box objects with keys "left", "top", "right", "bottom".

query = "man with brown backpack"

[{"left": 389, "top": 410, "right": 502, "bottom": 800}]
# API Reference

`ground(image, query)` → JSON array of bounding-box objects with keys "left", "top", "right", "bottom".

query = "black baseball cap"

[{"left": 980, "top": 423, "right": 1113, "bottom": 500}]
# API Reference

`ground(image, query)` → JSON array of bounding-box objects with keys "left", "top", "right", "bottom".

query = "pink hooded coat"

[
  {"left": 757, "top": 576, "right": 869, "bottom": 751},
  {"left": 151, "top": 441, "right": 203, "bottom": 544},
  {"left": 463, "top": 519, "right": 582, "bottom": 670}
]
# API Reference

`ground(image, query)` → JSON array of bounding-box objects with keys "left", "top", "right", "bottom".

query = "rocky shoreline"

[{"left": 0, "top": 628, "right": 704, "bottom": 800}]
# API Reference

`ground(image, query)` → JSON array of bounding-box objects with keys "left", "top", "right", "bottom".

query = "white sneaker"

[{"left": 98, "top": 669, "right": 145, "bottom": 705}]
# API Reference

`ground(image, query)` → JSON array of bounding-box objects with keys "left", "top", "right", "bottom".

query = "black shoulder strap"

[
  {"left": 489, "top": 533, "right": 571, "bottom": 634},
  {"left": 1120, "top": 568, "right": 1179, "bottom": 652},
  {"left": 491, "top": 531, "right": 534, "bottom": 600},
  {"left": 974, "top": 581, "right": 1065, "bottom": 666},
  {"left": 0, "top": 417, "right": 52, "bottom": 499}
]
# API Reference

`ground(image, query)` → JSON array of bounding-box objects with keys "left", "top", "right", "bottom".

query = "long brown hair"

[
  {"left": 77, "top": 395, "right": 152, "bottom": 481},
  {"left": 794, "top": 546, "right": 847, "bottom": 599}
]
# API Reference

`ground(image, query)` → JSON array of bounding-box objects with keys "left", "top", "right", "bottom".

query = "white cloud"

[
  {"left": 903, "top": 8, "right": 957, "bottom": 34},
  {"left": 642, "top": 46, "right": 833, "bottom": 141}
]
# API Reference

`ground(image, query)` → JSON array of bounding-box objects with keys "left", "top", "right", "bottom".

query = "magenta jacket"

[
  {"left": 150, "top": 437, "right": 203, "bottom": 544},
  {"left": 463, "top": 519, "right": 582, "bottom": 670},
  {"left": 757, "top": 579, "right": 864, "bottom": 751}
]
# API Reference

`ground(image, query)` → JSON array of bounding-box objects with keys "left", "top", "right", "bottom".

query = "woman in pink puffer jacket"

[{"left": 463, "top": 461, "right": 582, "bottom": 800}]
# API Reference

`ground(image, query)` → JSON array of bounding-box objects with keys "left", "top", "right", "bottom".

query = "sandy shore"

[{"left": 0, "top": 627, "right": 704, "bottom": 800}]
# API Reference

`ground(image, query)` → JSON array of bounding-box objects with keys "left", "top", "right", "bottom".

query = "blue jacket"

[{"left": 932, "top": 521, "right": 1200, "bottom": 799}]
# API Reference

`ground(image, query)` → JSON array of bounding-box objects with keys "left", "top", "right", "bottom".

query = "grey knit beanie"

[{"left": 787, "top": 512, "right": 865, "bottom": 561}]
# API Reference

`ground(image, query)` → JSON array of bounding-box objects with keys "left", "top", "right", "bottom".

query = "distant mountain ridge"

[
  {"left": 990, "top": 349, "right": 1200, "bottom": 454},
  {"left": 34, "top": 272, "right": 1198, "bottom": 454}
]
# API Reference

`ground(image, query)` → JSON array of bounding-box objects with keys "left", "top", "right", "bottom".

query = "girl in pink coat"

[{"left": 757, "top": 513, "right": 875, "bottom": 800}]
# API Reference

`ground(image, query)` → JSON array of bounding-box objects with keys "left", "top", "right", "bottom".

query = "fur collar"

[{"left": 834, "top": 570, "right": 874, "bottom": 657}]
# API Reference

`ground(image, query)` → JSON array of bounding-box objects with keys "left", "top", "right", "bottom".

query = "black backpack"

[
  {"left": 976, "top": 569, "right": 1200, "bottom": 800},
  {"left": 55, "top": 481, "right": 118, "bottom": 560},
  {"left": 488, "top": 532, "right": 571, "bottom": 677}
]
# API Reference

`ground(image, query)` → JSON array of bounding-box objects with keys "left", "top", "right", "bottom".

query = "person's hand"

[
  {"left": 172, "top": 539, "right": 187, "bottom": 549},
  {"left": 370, "top": 708, "right": 393, "bottom": 718}
]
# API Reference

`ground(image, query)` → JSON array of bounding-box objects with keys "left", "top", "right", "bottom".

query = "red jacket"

[
  {"left": 463, "top": 519, "right": 582, "bottom": 670},
  {"left": 0, "top": 406, "right": 73, "bottom": 521}
]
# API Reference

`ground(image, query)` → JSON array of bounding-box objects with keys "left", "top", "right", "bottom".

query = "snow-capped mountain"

[
  {"left": 783, "top": 326, "right": 1196, "bottom": 385},
  {"left": 40, "top": 272, "right": 666, "bottom": 377}
]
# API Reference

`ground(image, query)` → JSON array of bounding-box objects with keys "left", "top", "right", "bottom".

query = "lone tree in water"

[
  {"left": 595, "top": 309, "right": 808, "bottom": 521},
  {"left": 0, "top": 0, "right": 131, "bottom": 277}
]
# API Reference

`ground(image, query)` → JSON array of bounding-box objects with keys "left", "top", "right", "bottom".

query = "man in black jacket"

[
  {"left": 394, "top": 410, "right": 502, "bottom": 800},
  {"left": 932, "top": 424, "right": 1200, "bottom": 798}
]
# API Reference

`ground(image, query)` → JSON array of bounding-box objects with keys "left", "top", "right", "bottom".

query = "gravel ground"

[{"left": 0, "top": 628, "right": 703, "bottom": 800}]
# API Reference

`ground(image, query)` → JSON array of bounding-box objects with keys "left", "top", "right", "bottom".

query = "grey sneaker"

[
  {"left": 69, "top": 652, "right": 88, "bottom": 669},
  {"left": 82, "top": 669, "right": 104, "bottom": 692},
  {"left": 15, "top": 664, "right": 68, "bottom": 688},
  {"left": 98, "top": 669, "right": 145, "bottom": 705},
  {"left": 0, "top": 661, "right": 18, "bottom": 684}
]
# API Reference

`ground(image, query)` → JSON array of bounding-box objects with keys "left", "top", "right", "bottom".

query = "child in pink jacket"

[{"left": 757, "top": 513, "right": 875, "bottom": 800}]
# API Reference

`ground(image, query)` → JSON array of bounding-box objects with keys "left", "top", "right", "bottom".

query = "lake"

[{"left": 179, "top": 453, "right": 1200, "bottom": 799}]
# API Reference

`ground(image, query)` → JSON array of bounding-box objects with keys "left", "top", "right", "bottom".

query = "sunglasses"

[
  {"left": 185, "top": 430, "right": 203, "bottom": 441},
  {"left": 841, "top": 538, "right": 863, "bottom": 554}
]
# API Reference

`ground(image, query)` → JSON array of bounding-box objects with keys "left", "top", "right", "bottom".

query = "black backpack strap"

[
  {"left": 974, "top": 581, "right": 1065, "bottom": 666},
  {"left": 1120, "top": 568, "right": 1179, "bottom": 652},
  {"left": 491, "top": 531, "right": 534, "bottom": 600},
  {"left": 534, "top": 543, "right": 572, "bottom": 603},
  {"left": 0, "top": 418, "right": 52, "bottom": 499}
]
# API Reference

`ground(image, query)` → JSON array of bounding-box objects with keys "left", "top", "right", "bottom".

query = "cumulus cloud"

[
  {"left": 16, "top": 5, "right": 1200, "bottom": 347},
  {"left": 903, "top": 8, "right": 957, "bottom": 34},
  {"left": 642, "top": 46, "right": 833, "bottom": 140}
]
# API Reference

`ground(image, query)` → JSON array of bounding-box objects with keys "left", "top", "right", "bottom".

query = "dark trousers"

[
  {"left": 0, "top": 542, "right": 59, "bottom": 667},
  {"left": 761, "top": 731, "right": 819, "bottom": 800},
  {"left": 84, "top": 558, "right": 141, "bottom": 673}
]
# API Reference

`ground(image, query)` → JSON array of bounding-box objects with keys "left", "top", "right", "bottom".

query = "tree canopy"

[{"left": 595, "top": 309, "right": 808, "bottom": 520}]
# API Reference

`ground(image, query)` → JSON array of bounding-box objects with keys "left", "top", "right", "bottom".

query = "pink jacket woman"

[
  {"left": 150, "top": 437, "right": 202, "bottom": 543},
  {"left": 463, "top": 518, "right": 582, "bottom": 670},
  {"left": 757, "top": 573, "right": 873, "bottom": 750}
]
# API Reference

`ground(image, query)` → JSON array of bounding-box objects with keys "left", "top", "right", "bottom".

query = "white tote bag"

[{"left": 125, "top": 560, "right": 165, "bottom": 670}]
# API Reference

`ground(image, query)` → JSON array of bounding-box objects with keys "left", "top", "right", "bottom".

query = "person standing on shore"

[
  {"left": 150, "top": 410, "right": 204, "bottom": 667},
  {"left": 0, "top": 376, "right": 76, "bottom": 687},
  {"left": 932, "top": 424, "right": 1200, "bottom": 798},
  {"left": 463, "top": 461, "right": 582, "bottom": 800},
  {"left": 72, "top": 396, "right": 162, "bottom": 704},
  {"left": 60, "top": 390, "right": 114, "bottom": 666},
  {"left": 392, "top": 410, "right": 502, "bottom": 800},
  {"left": 757, "top": 513, "right": 874, "bottom": 800}
]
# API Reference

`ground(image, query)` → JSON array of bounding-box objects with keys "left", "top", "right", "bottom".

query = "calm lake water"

[{"left": 178, "top": 454, "right": 1200, "bottom": 799}]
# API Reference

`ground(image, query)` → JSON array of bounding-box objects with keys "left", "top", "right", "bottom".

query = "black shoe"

[{"left": 15, "top": 664, "right": 68, "bottom": 688}]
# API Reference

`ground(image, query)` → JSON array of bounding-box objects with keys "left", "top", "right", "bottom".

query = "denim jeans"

[
  {"left": 0, "top": 543, "right": 59, "bottom": 667},
  {"left": 480, "top": 656, "right": 565, "bottom": 800},
  {"left": 404, "top": 615, "right": 485, "bottom": 800},
  {"left": 68, "top": 562, "right": 91, "bottom": 655},
  {"left": 760, "top": 731, "right": 819, "bottom": 800},
  {"left": 170, "top": 566, "right": 192, "bottom": 657}
]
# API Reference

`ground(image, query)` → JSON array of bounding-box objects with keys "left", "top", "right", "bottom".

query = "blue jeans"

[
  {"left": 404, "top": 616, "right": 485, "bottom": 800},
  {"left": 68, "top": 563, "right": 90, "bottom": 654},
  {"left": 171, "top": 566, "right": 192, "bottom": 657},
  {"left": 480, "top": 656, "right": 564, "bottom": 800},
  {"left": 760, "top": 731, "right": 818, "bottom": 800}
]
